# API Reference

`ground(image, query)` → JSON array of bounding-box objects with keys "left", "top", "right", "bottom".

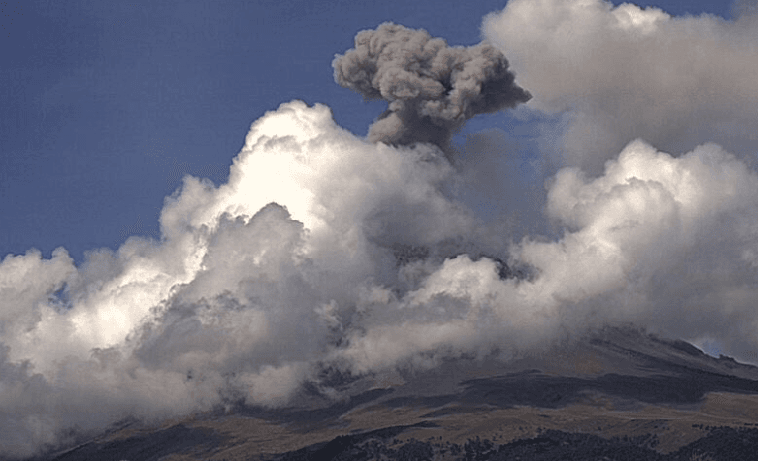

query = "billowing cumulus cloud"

[
  {"left": 523, "top": 140, "right": 758, "bottom": 353},
  {"left": 5, "top": 99, "right": 758, "bottom": 458},
  {"left": 4, "top": 7, "right": 758, "bottom": 458},
  {"left": 333, "top": 22, "right": 531, "bottom": 153},
  {"left": 483, "top": 0, "right": 758, "bottom": 173},
  {"left": 0, "top": 100, "right": 503, "bottom": 458}
]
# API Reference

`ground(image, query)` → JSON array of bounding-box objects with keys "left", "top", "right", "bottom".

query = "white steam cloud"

[
  {"left": 483, "top": 0, "right": 758, "bottom": 173},
  {"left": 3, "top": 3, "right": 758, "bottom": 458}
]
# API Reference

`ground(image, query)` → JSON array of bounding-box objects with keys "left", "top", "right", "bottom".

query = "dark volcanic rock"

[
  {"left": 46, "top": 424, "right": 226, "bottom": 461},
  {"left": 270, "top": 427, "right": 758, "bottom": 461},
  {"left": 30, "top": 327, "right": 758, "bottom": 461},
  {"left": 274, "top": 422, "right": 437, "bottom": 461}
]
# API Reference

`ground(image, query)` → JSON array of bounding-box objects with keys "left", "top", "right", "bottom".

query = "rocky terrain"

[{"left": 34, "top": 326, "right": 758, "bottom": 461}]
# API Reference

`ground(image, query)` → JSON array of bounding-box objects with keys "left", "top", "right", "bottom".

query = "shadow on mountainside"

[
  {"left": 341, "top": 365, "right": 758, "bottom": 417},
  {"left": 44, "top": 424, "right": 227, "bottom": 461},
  {"left": 269, "top": 426, "right": 758, "bottom": 461}
]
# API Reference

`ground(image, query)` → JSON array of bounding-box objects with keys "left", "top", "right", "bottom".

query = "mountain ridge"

[{"left": 32, "top": 325, "right": 758, "bottom": 461}]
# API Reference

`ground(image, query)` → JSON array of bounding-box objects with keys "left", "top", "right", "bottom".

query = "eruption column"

[{"left": 333, "top": 22, "right": 531, "bottom": 153}]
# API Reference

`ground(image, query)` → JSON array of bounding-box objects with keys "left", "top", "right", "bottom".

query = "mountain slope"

[{"left": 39, "top": 326, "right": 758, "bottom": 461}]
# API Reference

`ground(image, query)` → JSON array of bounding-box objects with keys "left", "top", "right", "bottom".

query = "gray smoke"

[{"left": 333, "top": 22, "right": 531, "bottom": 151}]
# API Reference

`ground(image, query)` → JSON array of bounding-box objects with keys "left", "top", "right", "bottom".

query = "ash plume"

[{"left": 333, "top": 22, "right": 531, "bottom": 151}]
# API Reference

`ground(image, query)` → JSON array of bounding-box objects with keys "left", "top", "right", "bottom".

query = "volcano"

[
  {"left": 7, "top": 7, "right": 758, "bottom": 460},
  {"left": 37, "top": 325, "right": 758, "bottom": 461}
]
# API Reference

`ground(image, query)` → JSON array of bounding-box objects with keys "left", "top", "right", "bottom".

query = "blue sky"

[{"left": 0, "top": 0, "right": 737, "bottom": 264}]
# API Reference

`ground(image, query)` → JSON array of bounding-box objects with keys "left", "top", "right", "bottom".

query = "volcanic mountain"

[
  {"left": 36, "top": 325, "right": 758, "bottom": 461},
  {"left": 8, "top": 12, "right": 758, "bottom": 461}
]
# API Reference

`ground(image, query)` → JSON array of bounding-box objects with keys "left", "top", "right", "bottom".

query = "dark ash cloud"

[{"left": 333, "top": 22, "right": 531, "bottom": 152}]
